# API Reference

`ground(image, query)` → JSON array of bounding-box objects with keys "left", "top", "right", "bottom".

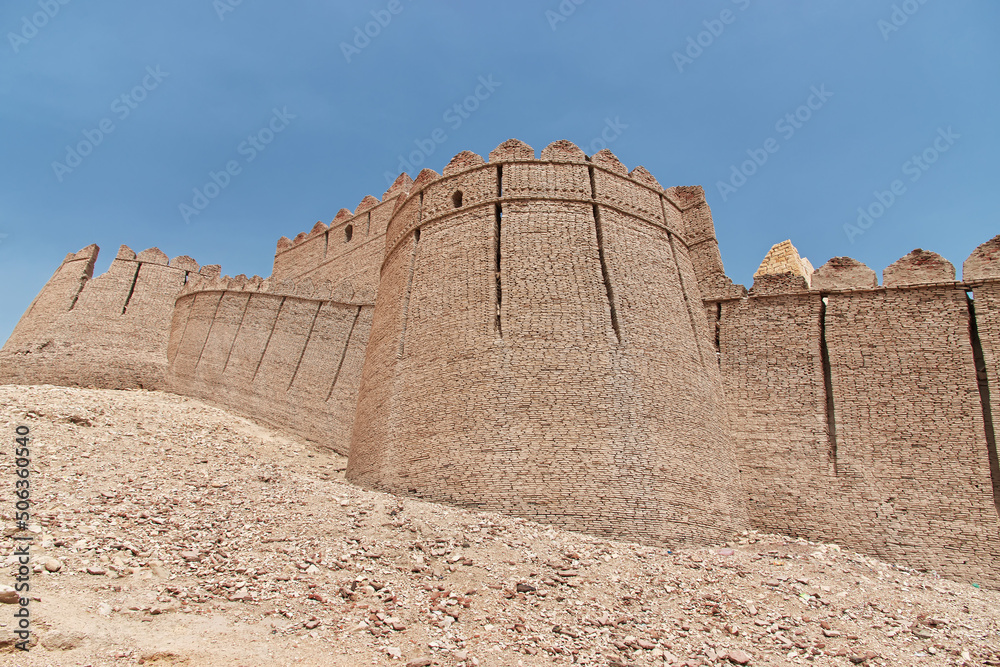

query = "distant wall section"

[
  {"left": 0, "top": 244, "right": 217, "bottom": 390},
  {"left": 269, "top": 175, "right": 413, "bottom": 303},
  {"left": 166, "top": 275, "right": 372, "bottom": 454}
]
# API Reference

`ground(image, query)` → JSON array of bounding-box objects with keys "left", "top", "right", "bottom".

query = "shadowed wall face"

[
  {"left": 166, "top": 288, "right": 372, "bottom": 455},
  {"left": 347, "top": 144, "right": 748, "bottom": 547}
]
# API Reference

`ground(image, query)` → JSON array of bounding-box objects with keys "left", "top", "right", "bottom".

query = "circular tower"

[{"left": 347, "top": 139, "right": 747, "bottom": 546}]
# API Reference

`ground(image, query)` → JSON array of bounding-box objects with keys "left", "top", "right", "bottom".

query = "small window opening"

[
  {"left": 345, "top": 225, "right": 353, "bottom": 242},
  {"left": 452, "top": 191, "right": 463, "bottom": 208},
  {"left": 414, "top": 228, "right": 421, "bottom": 243}
]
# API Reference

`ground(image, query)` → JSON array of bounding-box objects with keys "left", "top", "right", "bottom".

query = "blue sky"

[{"left": 1, "top": 1, "right": 997, "bottom": 343}]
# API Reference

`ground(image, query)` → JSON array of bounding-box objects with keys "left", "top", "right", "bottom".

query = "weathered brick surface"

[
  {"left": 346, "top": 141, "right": 747, "bottom": 547},
  {"left": 811, "top": 256, "right": 878, "bottom": 290},
  {"left": 4, "top": 141, "right": 1000, "bottom": 585},
  {"left": 883, "top": 248, "right": 955, "bottom": 286},
  {"left": 165, "top": 280, "right": 372, "bottom": 455},
  {"left": 719, "top": 292, "right": 833, "bottom": 537},
  {"left": 717, "top": 241, "right": 1000, "bottom": 587},
  {"left": 825, "top": 286, "right": 1000, "bottom": 586},
  {"left": 0, "top": 244, "right": 213, "bottom": 389}
]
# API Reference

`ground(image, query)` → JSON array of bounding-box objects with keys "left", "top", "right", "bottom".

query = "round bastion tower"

[{"left": 346, "top": 139, "right": 748, "bottom": 546}]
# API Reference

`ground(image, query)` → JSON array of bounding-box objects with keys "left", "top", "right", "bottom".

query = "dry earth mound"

[{"left": 1, "top": 386, "right": 998, "bottom": 666}]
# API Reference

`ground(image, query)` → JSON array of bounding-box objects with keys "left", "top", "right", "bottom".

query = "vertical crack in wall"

[
  {"left": 819, "top": 295, "right": 839, "bottom": 474},
  {"left": 367, "top": 211, "right": 372, "bottom": 236},
  {"left": 714, "top": 301, "right": 723, "bottom": 366},
  {"left": 175, "top": 293, "right": 198, "bottom": 362},
  {"left": 68, "top": 275, "right": 89, "bottom": 311},
  {"left": 398, "top": 194, "right": 422, "bottom": 358},
  {"left": 223, "top": 293, "right": 251, "bottom": 374},
  {"left": 967, "top": 290, "right": 1000, "bottom": 516},
  {"left": 494, "top": 203, "right": 503, "bottom": 337},
  {"left": 287, "top": 301, "right": 322, "bottom": 391},
  {"left": 252, "top": 296, "right": 285, "bottom": 383},
  {"left": 121, "top": 262, "right": 142, "bottom": 314},
  {"left": 494, "top": 165, "right": 503, "bottom": 337},
  {"left": 194, "top": 293, "right": 224, "bottom": 372},
  {"left": 328, "top": 306, "right": 361, "bottom": 401},
  {"left": 667, "top": 233, "right": 704, "bottom": 365},
  {"left": 589, "top": 165, "right": 620, "bottom": 343},
  {"left": 593, "top": 204, "right": 621, "bottom": 343}
]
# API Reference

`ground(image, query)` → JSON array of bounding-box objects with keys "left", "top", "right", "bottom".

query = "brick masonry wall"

[
  {"left": 719, "top": 292, "right": 836, "bottom": 539},
  {"left": 347, "top": 140, "right": 748, "bottom": 547},
  {"left": 825, "top": 285, "right": 1000, "bottom": 586},
  {"left": 166, "top": 278, "right": 372, "bottom": 455},
  {"left": 3, "top": 141, "right": 998, "bottom": 588},
  {"left": 270, "top": 175, "right": 413, "bottom": 303},
  {"left": 0, "top": 244, "right": 216, "bottom": 389},
  {"left": 719, "top": 238, "right": 1000, "bottom": 587}
]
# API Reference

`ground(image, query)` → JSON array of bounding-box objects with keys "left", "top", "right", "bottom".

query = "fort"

[{"left": 2, "top": 138, "right": 998, "bottom": 588}]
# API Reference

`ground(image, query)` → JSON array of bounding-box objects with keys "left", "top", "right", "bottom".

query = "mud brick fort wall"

[
  {"left": 0, "top": 244, "right": 219, "bottom": 389},
  {"left": 2, "top": 138, "right": 998, "bottom": 588},
  {"left": 345, "top": 140, "right": 746, "bottom": 547}
]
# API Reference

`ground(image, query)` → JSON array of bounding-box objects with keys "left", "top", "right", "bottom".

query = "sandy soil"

[{"left": 0, "top": 384, "right": 998, "bottom": 666}]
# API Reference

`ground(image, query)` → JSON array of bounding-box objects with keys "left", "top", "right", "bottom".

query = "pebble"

[
  {"left": 0, "top": 586, "right": 19, "bottom": 604},
  {"left": 43, "top": 557, "right": 63, "bottom": 572},
  {"left": 727, "top": 648, "right": 752, "bottom": 664}
]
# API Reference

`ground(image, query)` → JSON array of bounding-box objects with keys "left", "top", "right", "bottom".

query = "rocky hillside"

[{"left": 1, "top": 385, "right": 998, "bottom": 666}]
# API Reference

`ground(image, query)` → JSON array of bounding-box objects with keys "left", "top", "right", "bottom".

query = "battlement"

[
  {"left": 746, "top": 236, "right": 1000, "bottom": 296},
  {"left": 714, "top": 234, "right": 1000, "bottom": 587}
]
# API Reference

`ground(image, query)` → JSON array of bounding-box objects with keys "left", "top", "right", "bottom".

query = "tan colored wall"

[
  {"left": 269, "top": 175, "right": 412, "bottom": 302},
  {"left": 719, "top": 240, "right": 1000, "bottom": 587},
  {"left": 0, "top": 244, "right": 216, "bottom": 389},
  {"left": 825, "top": 285, "right": 1000, "bottom": 585},
  {"left": 4, "top": 141, "right": 998, "bottom": 588},
  {"left": 347, "top": 140, "right": 748, "bottom": 547},
  {"left": 166, "top": 278, "right": 372, "bottom": 455},
  {"left": 718, "top": 291, "right": 836, "bottom": 538}
]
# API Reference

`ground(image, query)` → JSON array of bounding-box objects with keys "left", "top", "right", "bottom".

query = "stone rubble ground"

[{"left": 0, "top": 384, "right": 998, "bottom": 666}]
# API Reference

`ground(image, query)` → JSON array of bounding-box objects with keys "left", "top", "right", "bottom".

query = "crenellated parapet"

[
  {"left": 746, "top": 236, "right": 998, "bottom": 295},
  {"left": 269, "top": 173, "right": 415, "bottom": 299}
]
